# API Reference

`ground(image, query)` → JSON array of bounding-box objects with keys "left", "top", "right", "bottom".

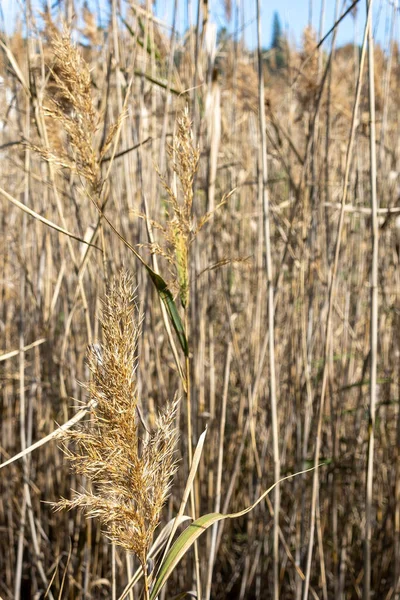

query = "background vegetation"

[{"left": 1, "top": 1, "right": 399, "bottom": 598}]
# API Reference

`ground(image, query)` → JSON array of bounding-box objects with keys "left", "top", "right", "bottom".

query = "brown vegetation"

[{"left": 0, "top": 3, "right": 399, "bottom": 599}]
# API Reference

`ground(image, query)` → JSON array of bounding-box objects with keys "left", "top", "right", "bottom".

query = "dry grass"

[{"left": 0, "top": 3, "right": 400, "bottom": 599}]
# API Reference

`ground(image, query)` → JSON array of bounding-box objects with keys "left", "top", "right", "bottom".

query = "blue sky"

[
  {"left": 155, "top": 0, "right": 395, "bottom": 50},
  {"left": 1, "top": 0, "right": 396, "bottom": 51}
]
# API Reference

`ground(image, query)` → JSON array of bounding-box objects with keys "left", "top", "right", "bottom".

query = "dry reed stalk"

[
  {"left": 158, "top": 0, "right": 179, "bottom": 175},
  {"left": 256, "top": 2, "right": 280, "bottom": 598},
  {"left": 205, "top": 342, "right": 232, "bottom": 598},
  {"left": 14, "top": 51, "right": 29, "bottom": 600},
  {"left": 205, "top": 68, "right": 221, "bottom": 213},
  {"left": 364, "top": 1, "right": 378, "bottom": 597},
  {"left": 2, "top": 2, "right": 400, "bottom": 597},
  {"left": 302, "top": 6, "right": 373, "bottom": 597}
]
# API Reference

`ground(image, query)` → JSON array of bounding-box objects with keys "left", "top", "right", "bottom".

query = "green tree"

[
  {"left": 271, "top": 11, "right": 282, "bottom": 50},
  {"left": 270, "top": 11, "right": 286, "bottom": 70}
]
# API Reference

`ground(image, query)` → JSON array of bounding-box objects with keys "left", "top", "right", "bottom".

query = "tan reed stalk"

[
  {"left": 205, "top": 68, "right": 221, "bottom": 213},
  {"left": 310, "top": 8, "right": 329, "bottom": 600},
  {"left": 111, "top": 0, "right": 135, "bottom": 217},
  {"left": 184, "top": 331, "right": 202, "bottom": 599},
  {"left": 256, "top": 2, "right": 280, "bottom": 598},
  {"left": 2, "top": 3, "right": 400, "bottom": 596},
  {"left": 13, "top": 15, "right": 55, "bottom": 597},
  {"left": 205, "top": 343, "right": 232, "bottom": 599},
  {"left": 55, "top": 272, "right": 179, "bottom": 600},
  {"left": 364, "top": 1, "right": 378, "bottom": 597},
  {"left": 302, "top": 6, "right": 373, "bottom": 598},
  {"left": 14, "top": 41, "right": 29, "bottom": 600},
  {"left": 158, "top": 0, "right": 178, "bottom": 175},
  {"left": 192, "top": 0, "right": 203, "bottom": 140},
  {"left": 378, "top": 1, "right": 397, "bottom": 171}
]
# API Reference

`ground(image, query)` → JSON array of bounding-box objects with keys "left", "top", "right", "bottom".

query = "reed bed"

[{"left": 0, "top": 2, "right": 399, "bottom": 599}]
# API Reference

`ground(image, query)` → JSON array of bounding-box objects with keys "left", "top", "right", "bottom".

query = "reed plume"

[
  {"left": 36, "top": 23, "right": 121, "bottom": 198},
  {"left": 154, "top": 108, "right": 200, "bottom": 309},
  {"left": 56, "top": 272, "right": 179, "bottom": 585}
]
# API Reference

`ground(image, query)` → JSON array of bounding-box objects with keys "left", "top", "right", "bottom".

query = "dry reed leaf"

[
  {"left": 197, "top": 256, "right": 252, "bottom": 277},
  {"left": 0, "top": 186, "right": 101, "bottom": 249}
]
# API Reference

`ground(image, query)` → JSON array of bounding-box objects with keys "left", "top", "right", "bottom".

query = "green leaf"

[
  {"left": 119, "top": 14, "right": 161, "bottom": 61},
  {"left": 146, "top": 269, "right": 188, "bottom": 357},
  {"left": 133, "top": 69, "right": 187, "bottom": 98},
  {"left": 90, "top": 205, "right": 188, "bottom": 357},
  {"left": 117, "top": 516, "right": 191, "bottom": 600},
  {"left": 154, "top": 428, "right": 208, "bottom": 576},
  {"left": 150, "top": 513, "right": 221, "bottom": 600},
  {"left": 150, "top": 465, "right": 318, "bottom": 599}
]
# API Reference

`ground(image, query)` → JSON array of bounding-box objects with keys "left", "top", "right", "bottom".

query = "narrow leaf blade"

[
  {"left": 150, "top": 465, "right": 318, "bottom": 599},
  {"left": 150, "top": 513, "right": 222, "bottom": 600},
  {"left": 146, "top": 269, "right": 188, "bottom": 356}
]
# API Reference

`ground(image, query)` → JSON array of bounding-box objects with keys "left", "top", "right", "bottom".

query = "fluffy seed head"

[{"left": 55, "top": 272, "right": 179, "bottom": 567}]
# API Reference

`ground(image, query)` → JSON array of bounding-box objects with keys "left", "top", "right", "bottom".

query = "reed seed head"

[
  {"left": 34, "top": 24, "right": 122, "bottom": 199},
  {"left": 55, "top": 272, "right": 179, "bottom": 568},
  {"left": 155, "top": 108, "right": 200, "bottom": 308},
  {"left": 44, "top": 25, "right": 100, "bottom": 188}
]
